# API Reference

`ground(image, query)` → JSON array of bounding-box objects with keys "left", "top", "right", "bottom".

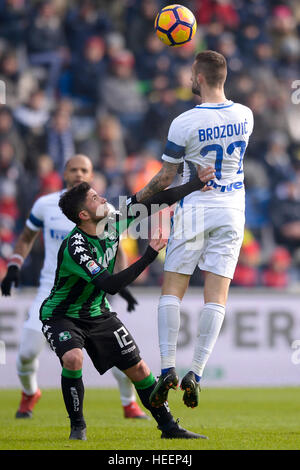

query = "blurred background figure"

[
  {"left": 232, "top": 233, "right": 261, "bottom": 287},
  {"left": 262, "top": 246, "right": 292, "bottom": 288},
  {"left": 46, "top": 109, "right": 75, "bottom": 175}
]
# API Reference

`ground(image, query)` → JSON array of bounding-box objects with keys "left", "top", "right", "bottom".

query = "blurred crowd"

[{"left": 0, "top": 0, "right": 300, "bottom": 289}]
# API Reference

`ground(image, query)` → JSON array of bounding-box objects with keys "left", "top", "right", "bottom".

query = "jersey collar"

[{"left": 195, "top": 100, "right": 234, "bottom": 109}]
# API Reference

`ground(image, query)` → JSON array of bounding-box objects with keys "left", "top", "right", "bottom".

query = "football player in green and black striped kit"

[{"left": 40, "top": 165, "right": 215, "bottom": 441}]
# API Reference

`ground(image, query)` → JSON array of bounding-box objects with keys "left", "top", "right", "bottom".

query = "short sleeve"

[
  {"left": 66, "top": 232, "right": 105, "bottom": 282},
  {"left": 247, "top": 108, "right": 254, "bottom": 137},
  {"left": 162, "top": 116, "right": 187, "bottom": 164},
  {"left": 26, "top": 197, "right": 45, "bottom": 231}
]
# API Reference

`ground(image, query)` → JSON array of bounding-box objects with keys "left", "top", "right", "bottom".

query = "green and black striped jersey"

[{"left": 40, "top": 199, "right": 136, "bottom": 321}]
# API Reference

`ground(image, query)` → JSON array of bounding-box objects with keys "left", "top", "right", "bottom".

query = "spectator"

[
  {"left": 195, "top": 0, "right": 239, "bottom": 29},
  {"left": 232, "top": 237, "right": 261, "bottom": 287},
  {"left": 70, "top": 36, "right": 107, "bottom": 106},
  {"left": 0, "top": 106, "right": 25, "bottom": 163},
  {"left": 100, "top": 49, "right": 147, "bottom": 151},
  {"left": 92, "top": 171, "right": 108, "bottom": 197},
  {"left": 27, "top": 0, "right": 68, "bottom": 97},
  {"left": 76, "top": 113, "right": 126, "bottom": 169},
  {"left": 136, "top": 33, "right": 172, "bottom": 81},
  {"left": 0, "top": 48, "right": 37, "bottom": 108},
  {"left": 13, "top": 89, "right": 49, "bottom": 170},
  {"left": 105, "top": 31, "right": 126, "bottom": 62},
  {"left": 264, "top": 131, "right": 294, "bottom": 188},
  {"left": 126, "top": 0, "right": 160, "bottom": 55},
  {"left": 217, "top": 32, "right": 244, "bottom": 77},
  {"left": 124, "top": 149, "right": 162, "bottom": 195},
  {"left": 0, "top": 0, "right": 30, "bottom": 47},
  {"left": 262, "top": 246, "right": 292, "bottom": 288},
  {"left": 270, "top": 176, "right": 300, "bottom": 254},
  {"left": 142, "top": 85, "right": 188, "bottom": 155},
  {"left": 244, "top": 158, "right": 271, "bottom": 243},
  {"left": 0, "top": 138, "right": 22, "bottom": 183},
  {"left": 13, "top": 88, "right": 50, "bottom": 130},
  {"left": 64, "top": 0, "right": 111, "bottom": 56},
  {"left": 46, "top": 109, "right": 75, "bottom": 174}
]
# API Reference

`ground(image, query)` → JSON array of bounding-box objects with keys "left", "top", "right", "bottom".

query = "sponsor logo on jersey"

[
  {"left": 59, "top": 331, "right": 72, "bottom": 342},
  {"left": 86, "top": 259, "right": 101, "bottom": 275},
  {"left": 50, "top": 229, "right": 69, "bottom": 240},
  {"left": 206, "top": 180, "right": 244, "bottom": 192}
]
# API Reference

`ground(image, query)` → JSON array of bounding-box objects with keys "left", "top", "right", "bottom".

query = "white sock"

[
  {"left": 17, "top": 328, "right": 45, "bottom": 396},
  {"left": 191, "top": 303, "right": 225, "bottom": 378},
  {"left": 158, "top": 295, "right": 181, "bottom": 370},
  {"left": 111, "top": 366, "right": 136, "bottom": 406}
]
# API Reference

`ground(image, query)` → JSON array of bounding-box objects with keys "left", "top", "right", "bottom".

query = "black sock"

[
  {"left": 61, "top": 368, "right": 85, "bottom": 427},
  {"left": 133, "top": 372, "right": 175, "bottom": 430}
]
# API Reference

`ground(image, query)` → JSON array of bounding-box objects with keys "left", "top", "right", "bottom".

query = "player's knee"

[
  {"left": 18, "top": 348, "right": 38, "bottom": 364},
  {"left": 62, "top": 348, "right": 83, "bottom": 370},
  {"left": 129, "top": 360, "right": 151, "bottom": 382}
]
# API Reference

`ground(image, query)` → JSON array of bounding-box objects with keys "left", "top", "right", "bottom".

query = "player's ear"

[
  {"left": 197, "top": 72, "right": 205, "bottom": 85},
  {"left": 78, "top": 209, "right": 89, "bottom": 222}
]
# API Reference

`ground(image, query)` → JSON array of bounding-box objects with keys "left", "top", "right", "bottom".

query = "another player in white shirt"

[
  {"left": 1, "top": 155, "right": 148, "bottom": 419},
  {"left": 136, "top": 51, "right": 254, "bottom": 408}
]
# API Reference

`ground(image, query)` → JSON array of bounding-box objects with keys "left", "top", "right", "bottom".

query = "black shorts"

[{"left": 41, "top": 312, "right": 141, "bottom": 375}]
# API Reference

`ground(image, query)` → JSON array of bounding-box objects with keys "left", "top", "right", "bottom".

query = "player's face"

[
  {"left": 64, "top": 159, "right": 93, "bottom": 188},
  {"left": 191, "top": 62, "right": 201, "bottom": 97},
  {"left": 81, "top": 188, "right": 109, "bottom": 223}
]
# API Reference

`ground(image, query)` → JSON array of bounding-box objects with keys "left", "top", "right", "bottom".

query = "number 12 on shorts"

[
  {"left": 200, "top": 140, "right": 246, "bottom": 180},
  {"left": 114, "top": 326, "right": 133, "bottom": 348}
]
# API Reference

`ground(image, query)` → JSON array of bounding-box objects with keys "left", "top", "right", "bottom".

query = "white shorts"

[
  {"left": 164, "top": 204, "right": 245, "bottom": 279},
  {"left": 23, "top": 284, "right": 52, "bottom": 332}
]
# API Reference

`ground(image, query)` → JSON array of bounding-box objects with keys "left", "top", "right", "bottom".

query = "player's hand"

[
  {"left": 149, "top": 228, "right": 167, "bottom": 252},
  {"left": 1, "top": 265, "right": 20, "bottom": 296},
  {"left": 197, "top": 165, "right": 215, "bottom": 192},
  {"left": 118, "top": 288, "right": 138, "bottom": 313}
]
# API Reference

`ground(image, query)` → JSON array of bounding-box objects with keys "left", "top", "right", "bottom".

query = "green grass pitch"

[{"left": 0, "top": 387, "right": 299, "bottom": 450}]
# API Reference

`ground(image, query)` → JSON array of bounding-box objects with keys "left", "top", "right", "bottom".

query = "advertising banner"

[{"left": 1, "top": 288, "right": 300, "bottom": 388}]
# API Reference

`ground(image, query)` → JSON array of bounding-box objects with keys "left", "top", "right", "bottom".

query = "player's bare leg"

[
  {"left": 111, "top": 366, "right": 149, "bottom": 419},
  {"left": 149, "top": 272, "right": 190, "bottom": 407},
  {"left": 181, "top": 272, "right": 230, "bottom": 408}
]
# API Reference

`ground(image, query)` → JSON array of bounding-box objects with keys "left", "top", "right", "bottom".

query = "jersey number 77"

[{"left": 200, "top": 140, "right": 246, "bottom": 180}]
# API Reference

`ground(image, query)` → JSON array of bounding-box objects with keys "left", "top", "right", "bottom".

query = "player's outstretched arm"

[
  {"left": 1, "top": 226, "right": 40, "bottom": 296},
  {"left": 92, "top": 230, "right": 166, "bottom": 296},
  {"left": 136, "top": 161, "right": 179, "bottom": 202},
  {"left": 133, "top": 166, "right": 215, "bottom": 211}
]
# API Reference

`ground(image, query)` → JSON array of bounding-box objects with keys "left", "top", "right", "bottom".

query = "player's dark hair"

[
  {"left": 194, "top": 50, "right": 227, "bottom": 87},
  {"left": 59, "top": 182, "right": 91, "bottom": 225}
]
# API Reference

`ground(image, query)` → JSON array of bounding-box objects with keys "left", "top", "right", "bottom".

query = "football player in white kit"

[
  {"left": 1, "top": 155, "right": 148, "bottom": 419},
  {"left": 135, "top": 51, "right": 254, "bottom": 408}
]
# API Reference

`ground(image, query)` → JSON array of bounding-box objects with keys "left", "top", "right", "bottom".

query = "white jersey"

[
  {"left": 162, "top": 100, "right": 254, "bottom": 209},
  {"left": 26, "top": 191, "right": 74, "bottom": 288}
]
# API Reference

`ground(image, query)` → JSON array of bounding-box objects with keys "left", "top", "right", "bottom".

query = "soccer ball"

[{"left": 154, "top": 4, "right": 197, "bottom": 47}]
